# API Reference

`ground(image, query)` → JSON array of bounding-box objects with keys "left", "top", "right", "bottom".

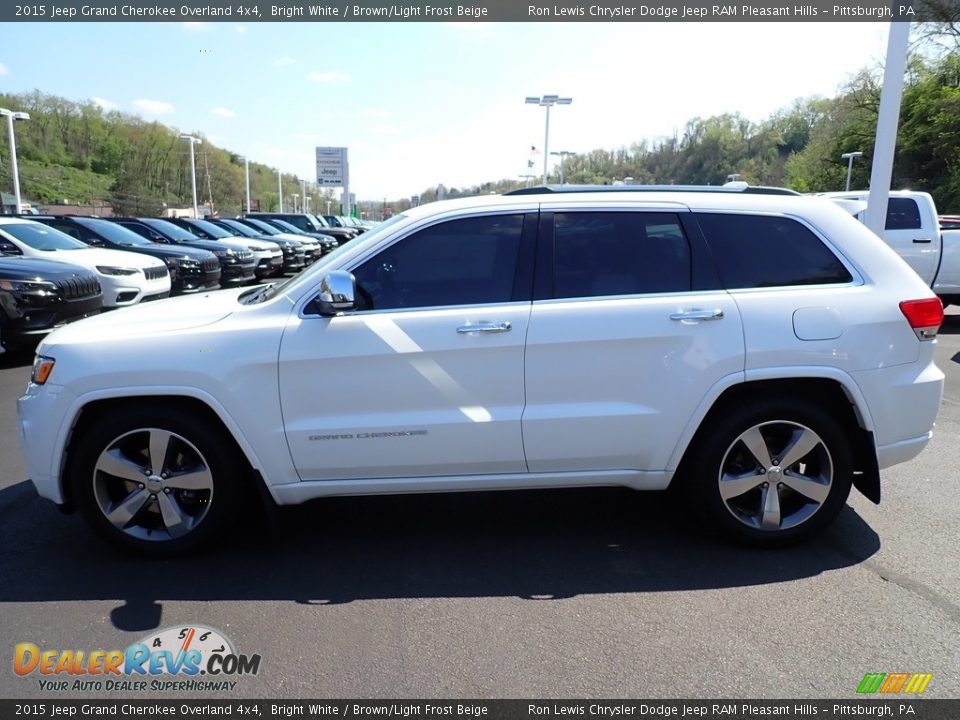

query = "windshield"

[
  {"left": 215, "top": 219, "right": 259, "bottom": 237},
  {"left": 308, "top": 214, "right": 330, "bottom": 229},
  {"left": 241, "top": 218, "right": 281, "bottom": 235},
  {"left": 186, "top": 219, "right": 234, "bottom": 239},
  {"left": 76, "top": 218, "right": 154, "bottom": 246},
  {"left": 269, "top": 219, "right": 305, "bottom": 235},
  {"left": 142, "top": 218, "right": 202, "bottom": 242},
  {"left": 0, "top": 222, "right": 89, "bottom": 250}
]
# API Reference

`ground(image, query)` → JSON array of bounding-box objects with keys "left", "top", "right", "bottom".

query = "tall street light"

[
  {"left": 179, "top": 134, "right": 201, "bottom": 217},
  {"left": 244, "top": 157, "right": 251, "bottom": 213},
  {"left": 1, "top": 108, "right": 30, "bottom": 213},
  {"left": 525, "top": 94, "right": 572, "bottom": 184},
  {"left": 550, "top": 150, "right": 575, "bottom": 184},
  {"left": 301, "top": 179, "right": 307, "bottom": 214},
  {"left": 841, "top": 151, "right": 863, "bottom": 192},
  {"left": 277, "top": 169, "right": 282, "bottom": 212}
]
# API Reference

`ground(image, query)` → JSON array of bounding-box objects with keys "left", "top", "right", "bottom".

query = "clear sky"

[{"left": 1, "top": 21, "right": 893, "bottom": 200}]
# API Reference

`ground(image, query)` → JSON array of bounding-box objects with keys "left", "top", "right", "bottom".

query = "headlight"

[
  {"left": 31, "top": 355, "right": 56, "bottom": 385},
  {"left": 213, "top": 249, "right": 237, "bottom": 258},
  {"left": 96, "top": 266, "right": 139, "bottom": 276},
  {"left": 166, "top": 257, "right": 199, "bottom": 269},
  {"left": 0, "top": 278, "right": 57, "bottom": 295}
]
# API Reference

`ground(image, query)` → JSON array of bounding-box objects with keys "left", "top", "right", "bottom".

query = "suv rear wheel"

[
  {"left": 687, "top": 399, "right": 853, "bottom": 546},
  {"left": 69, "top": 407, "right": 244, "bottom": 555}
]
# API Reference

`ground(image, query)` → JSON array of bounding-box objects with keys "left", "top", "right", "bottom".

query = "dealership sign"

[{"left": 316, "top": 146, "right": 348, "bottom": 187}]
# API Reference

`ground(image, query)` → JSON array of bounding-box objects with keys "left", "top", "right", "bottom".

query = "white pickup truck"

[{"left": 822, "top": 190, "right": 960, "bottom": 306}]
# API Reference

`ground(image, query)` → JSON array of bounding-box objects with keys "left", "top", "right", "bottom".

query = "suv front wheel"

[
  {"left": 69, "top": 407, "right": 244, "bottom": 555},
  {"left": 687, "top": 398, "right": 853, "bottom": 546}
]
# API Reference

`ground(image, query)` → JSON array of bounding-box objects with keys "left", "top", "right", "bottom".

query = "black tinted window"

[
  {"left": 697, "top": 213, "right": 852, "bottom": 289},
  {"left": 553, "top": 212, "right": 691, "bottom": 299},
  {"left": 352, "top": 215, "right": 523, "bottom": 310},
  {"left": 886, "top": 198, "right": 922, "bottom": 230},
  {"left": 46, "top": 221, "right": 85, "bottom": 240}
]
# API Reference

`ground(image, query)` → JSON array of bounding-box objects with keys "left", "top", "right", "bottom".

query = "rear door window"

[{"left": 552, "top": 212, "right": 691, "bottom": 299}]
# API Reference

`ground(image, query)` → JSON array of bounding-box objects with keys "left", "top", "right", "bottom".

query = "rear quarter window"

[{"left": 696, "top": 213, "right": 852, "bottom": 289}]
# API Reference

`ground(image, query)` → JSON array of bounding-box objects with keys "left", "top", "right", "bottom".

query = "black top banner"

[{"left": 0, "top": 0, "right": 939, "bottom": 22}]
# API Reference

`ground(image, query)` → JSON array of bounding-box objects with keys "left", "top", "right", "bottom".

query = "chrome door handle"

[
  {"left": 912, "top": 238, "right": 932, "bottom": 244},
  {"left": 457, "top": 321, "right": 512, "bottom": 334},
  {"left": 669, "top": 309, "right": 724, "bottom": 321}
]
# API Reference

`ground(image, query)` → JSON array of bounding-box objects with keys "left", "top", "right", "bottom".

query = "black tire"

[
  {"left": 68, "top": 406, "right": 246, "bottom": 556},
  {"left": 684, "top": 398, "right": 853, "bottom": 547}
]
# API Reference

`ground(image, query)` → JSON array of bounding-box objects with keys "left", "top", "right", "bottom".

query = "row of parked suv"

[{"left": 0, "top": 212, "right": 362, "bottom": 352}]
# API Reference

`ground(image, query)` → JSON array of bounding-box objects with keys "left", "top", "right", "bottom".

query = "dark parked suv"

[
  {"left": 245, "top": 212, "right": 358, "bottom": 245},
  {"left": 207, "top": 219, "right": 307, "bottom": 275},
  {"left": 31, "top": 216, "right": 221, "bottom": 295},
  {"left": 108, "top": 218, "right": 256, "bottom": 287},
  {"left": 0, "top": 256, "right": 102, "bottom": 351}
]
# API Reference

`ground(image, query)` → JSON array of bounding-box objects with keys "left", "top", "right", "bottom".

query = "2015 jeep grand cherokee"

[{"left": 18, "top": 188, "right": 944, "bottom": 555}]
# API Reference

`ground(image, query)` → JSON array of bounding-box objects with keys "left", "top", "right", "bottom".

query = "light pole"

[
  {"left": 1, "top": 108, "right": 30, "bottom": 213},
  {"left": 244, "top": 157, "right": 251, "bottom": 213},
  {"left": 841, "top": 151, "right": 863, "bottom": 192},
  {"left": 550, "top": 150, "right": 575, "bottom": 184},
  {"left": 301, "top": 179, "right": 307, "bottom": 214},
  {"left": 292, "top": 193, "right": 299, "bottom": 212},
  {"left": 179, "top": 134, "right": 201, "bottom": 218},
  {"left": 277, "top": 169, "right": 282, "bottom": 212},
  {"left": 326, "top": 199, "right": 332, "bottom": 215},
  {"left": 525, "top": 94, "right": 572, "bottom": 184}
]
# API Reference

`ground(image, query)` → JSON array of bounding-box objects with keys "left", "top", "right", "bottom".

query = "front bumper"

[
  {"left": 255, "top": 255, "right": 284, "bottom": 278},
  {"left": 18, "top": 382, "right": 75, "bottom": 505},
  {"left": 220, "top": 259, "right": 257, "bottom": 286},
  {"left": 175, "top": 265, "right": 222, "bottom": 294},
  {"left": 1, "top": 293, "right": 102, "bottom": 345}
]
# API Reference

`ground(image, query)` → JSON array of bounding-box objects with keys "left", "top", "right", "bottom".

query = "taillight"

[{"left": 899, "top": 298, "right": 944, "bottom": 340}]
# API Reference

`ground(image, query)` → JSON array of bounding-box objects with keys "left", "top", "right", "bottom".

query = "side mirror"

[{"left": 314, "top": 270, "right": 356, "bottom": 316}]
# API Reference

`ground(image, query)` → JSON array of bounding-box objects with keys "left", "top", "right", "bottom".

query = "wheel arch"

[
  {"left": 59, "top": 392, "right": 270, "bottom": 512},
  {"left": 670, "top": 374, "right": 881, "bottom": 504}
]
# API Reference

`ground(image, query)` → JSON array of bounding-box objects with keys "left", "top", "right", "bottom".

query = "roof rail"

[{"left": 503, "top": 183, "right": 800, "bottom": 196}]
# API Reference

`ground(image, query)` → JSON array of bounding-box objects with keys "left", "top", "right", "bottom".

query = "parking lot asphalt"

[{"left": 1, "top": 310, "right": 958, "bottom": 699}]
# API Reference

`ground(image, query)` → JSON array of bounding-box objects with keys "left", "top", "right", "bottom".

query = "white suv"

[
  {"left": 17, "top": 188, "right": 945, "bottom": 554},
  {"left": 0, "top": 218, "right": 170, "bottom": 306}
]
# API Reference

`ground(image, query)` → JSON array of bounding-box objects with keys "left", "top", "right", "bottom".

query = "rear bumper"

[{"left": 851, "top": 355, "right": 944, "bottom": 469}]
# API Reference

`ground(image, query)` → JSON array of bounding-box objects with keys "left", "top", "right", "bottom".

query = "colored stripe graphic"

[
  {"left": 880, "top": 673, "right": 910, "bottom": 693},
  {"left": 903, "top": 674, "right": 933, "bottom": 694},
  {"left": 857, "top": 673, "right": 886, "bottom": 694},
  {"left": 858, "top": 672, "right": 932, "bottom": 694}
]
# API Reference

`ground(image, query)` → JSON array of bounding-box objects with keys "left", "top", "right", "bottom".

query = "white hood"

[
  {"left": 222, "top": 236, "right": 280, "bottom": 252},
  {"left": 38, "top": 247, "right": 166, "bottom": 270},
  {"left": 41, "top": 287, "right": 247, "bottom": 347}
]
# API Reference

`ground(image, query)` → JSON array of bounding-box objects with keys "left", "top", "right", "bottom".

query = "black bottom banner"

[{"left": 3, "top": 700, "right": 959, "bottom": 720}]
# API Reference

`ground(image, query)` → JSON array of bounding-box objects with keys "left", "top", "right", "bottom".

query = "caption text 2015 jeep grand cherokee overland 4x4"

[{"left": 18, "top": 187, "right": 945, "bottom": 555}]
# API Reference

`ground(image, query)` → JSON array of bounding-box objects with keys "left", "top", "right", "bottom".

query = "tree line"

[{"left": 1, "top": 36, "right": 958, "bottom": 216}]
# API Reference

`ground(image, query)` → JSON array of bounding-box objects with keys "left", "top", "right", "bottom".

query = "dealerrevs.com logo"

[{"left": 14, "top": 625, "right": 262, "bottom": 692}]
